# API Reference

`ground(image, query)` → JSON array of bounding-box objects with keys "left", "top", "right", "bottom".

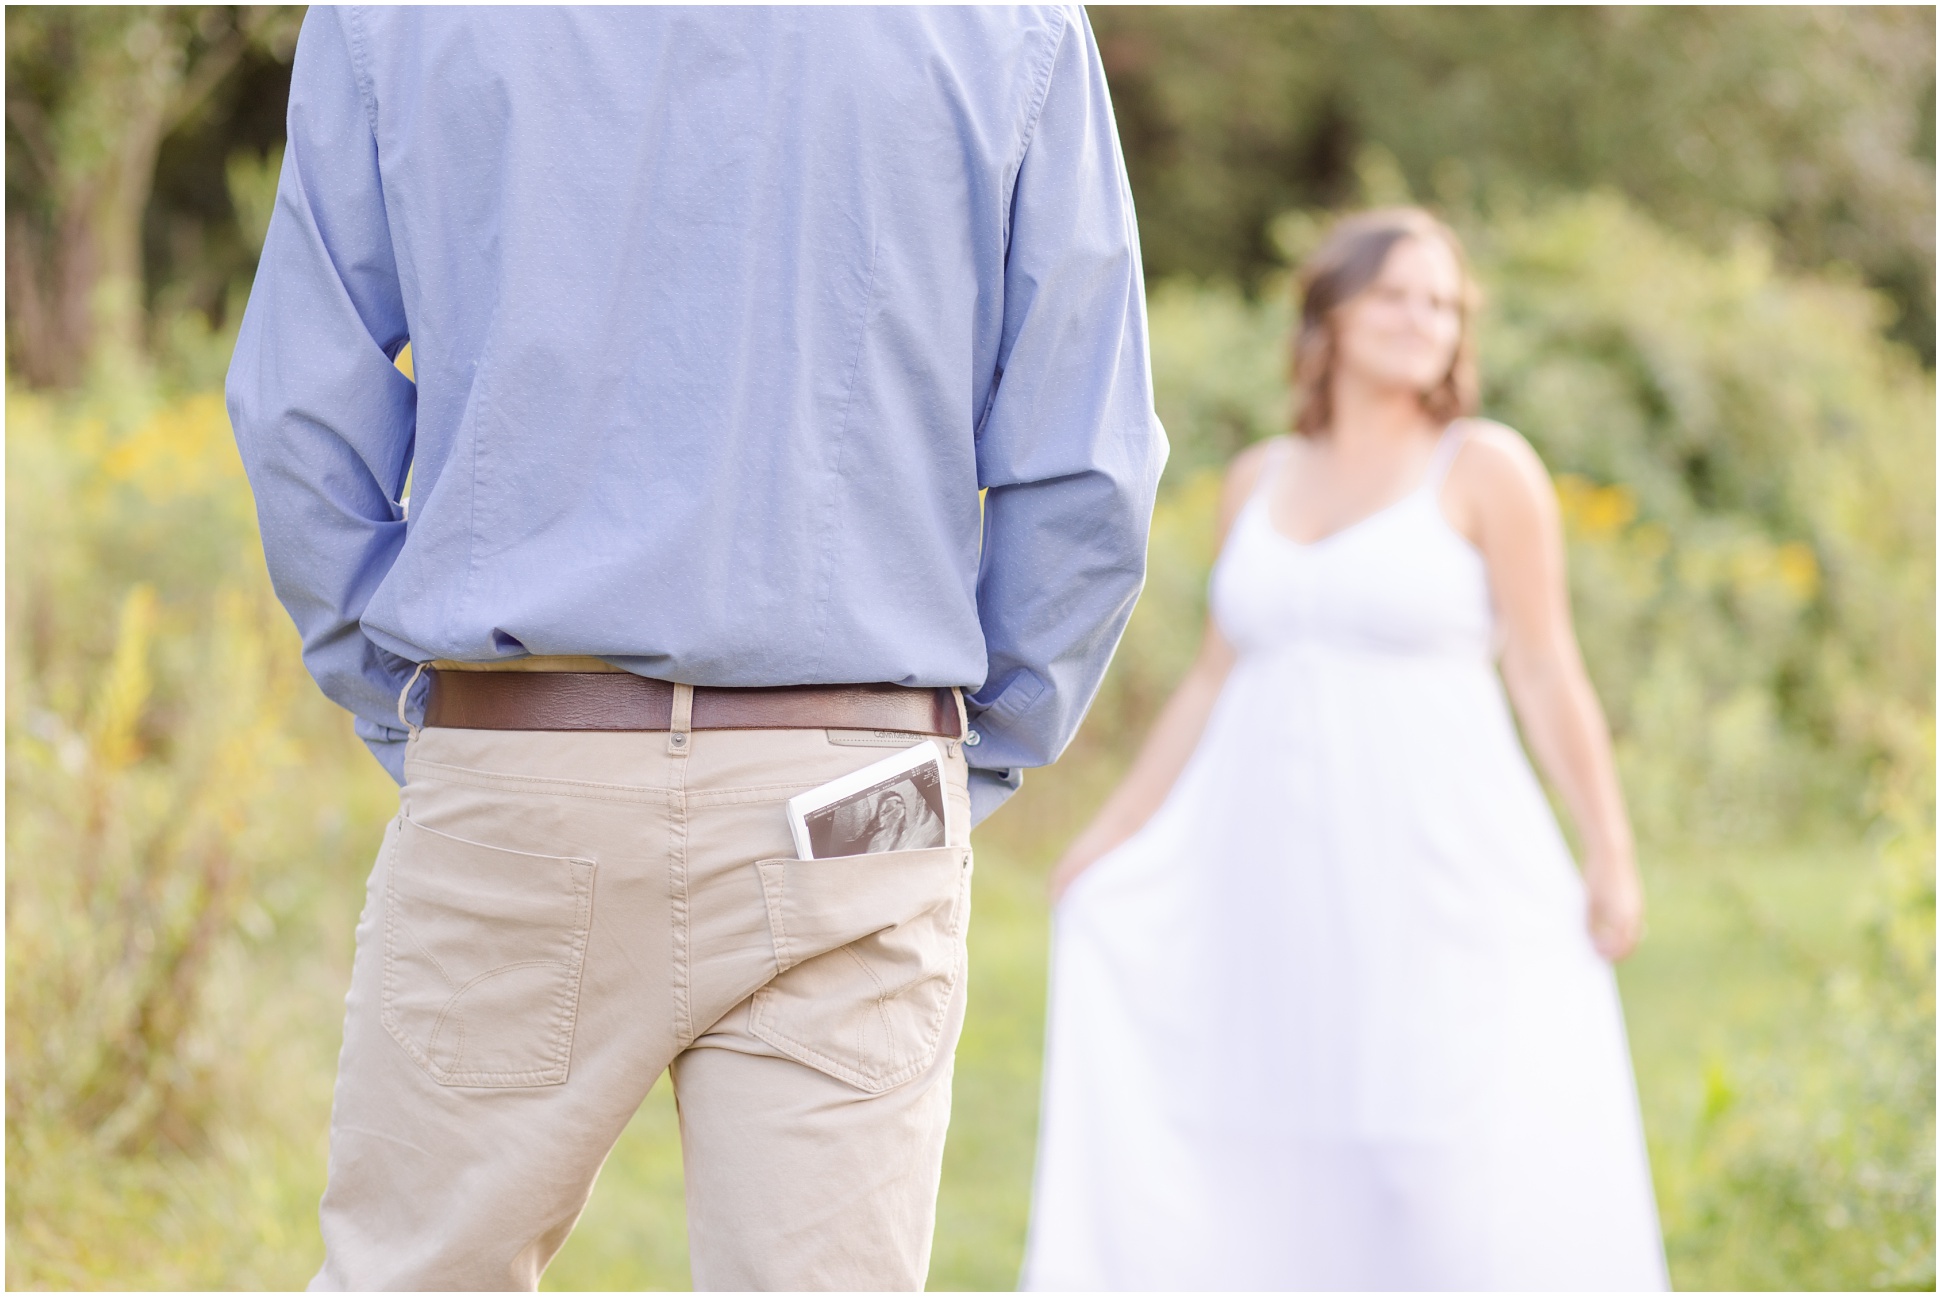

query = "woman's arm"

[
  {"left": 1047, "top": 621, "right": 1235, "bottom": 902},
  {"left": 1446, "top": 423, "right": 1645, "bottom": 960},
  {"left": 1046, "top": 442, "right": 1275, "bottom": 903}
]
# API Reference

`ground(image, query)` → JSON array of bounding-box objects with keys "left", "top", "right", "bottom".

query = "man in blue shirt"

[{"left": 229, "top": 7, "right": 1162, "bottom": 1290}]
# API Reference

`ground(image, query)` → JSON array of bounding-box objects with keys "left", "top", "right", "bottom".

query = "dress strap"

[
  {"left": 1235, "top": 436, "right": 1295, "bottom": 524},
  {"left": 1253, "top": 436, "right": 1294, "bottom": 498},
  {"left": 1424, "top": 421, "right": 1471, "bottom": 490}
]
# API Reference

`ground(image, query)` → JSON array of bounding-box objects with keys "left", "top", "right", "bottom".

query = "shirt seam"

[
  {"left": 998, "top": 5, "right": 1071, "bottom": 259},
  {"left": 979, "top": 6, "right": 1071, "bottom": 450},
  {"left": 807, "top": 233, "right": 882, "bottom": 674},
  {"left": 338, "top": 8, "right": 382, "bottom": 139},
  {"left": 339, "top": 7, "right": 415, "bottom": 511}
]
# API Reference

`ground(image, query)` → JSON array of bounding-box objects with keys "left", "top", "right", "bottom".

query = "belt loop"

[
  {"left": 668, "top": 683, "right": 694, "bottom": 755},
  {"left": 398, "top": 662, "right": 428, "bottom": 739},
  {"left": 951, "top": 686, "right": 970, "bottom": 745}
]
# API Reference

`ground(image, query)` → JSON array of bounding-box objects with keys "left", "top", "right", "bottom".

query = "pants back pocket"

[
  {"left": 749, "top": 845, "right": 971, "bottom": 1093},
  {"left": 381, "top": 815, "right": 596, "bottom": 1087}
]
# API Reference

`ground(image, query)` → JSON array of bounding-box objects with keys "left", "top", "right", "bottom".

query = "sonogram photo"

[{"left": 804, "top": 762, "right": 948, "bottom": 858}]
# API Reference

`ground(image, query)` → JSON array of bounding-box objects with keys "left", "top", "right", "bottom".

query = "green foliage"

[
  {"left": 1640, "top": 760, "right": 1934, "bottom": 1290},
  {"left": 1478, "top": 194, "right": 1933, "bottom": 844},
  {"left": 1092, "top": 5, "right": 1937, "bottom": 360}
]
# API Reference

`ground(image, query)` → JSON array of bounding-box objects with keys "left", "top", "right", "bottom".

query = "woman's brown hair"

[{"left": 1291, "top": 207, "right": 1479, "bottom": 437}]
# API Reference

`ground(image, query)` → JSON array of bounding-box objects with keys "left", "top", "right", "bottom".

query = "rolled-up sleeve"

[
  {"left": 226, "top": 9, "right": 421, "bottom": 783},
  {"left": 968, "top": 8, "right": 1168, "bottom": 823}
]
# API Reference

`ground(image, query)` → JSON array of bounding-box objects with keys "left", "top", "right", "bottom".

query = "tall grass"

[{"left": 6, "top": 385, "right": 396, "bottom": 1288}]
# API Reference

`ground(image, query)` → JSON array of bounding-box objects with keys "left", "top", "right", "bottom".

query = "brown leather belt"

[{"left": 424, "top": 670, "right": 962, "bottom": 738}]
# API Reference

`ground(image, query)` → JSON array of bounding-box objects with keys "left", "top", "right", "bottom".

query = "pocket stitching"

[
  {"left": 380, "top": 818, "right": 596, "bottom": 1087},
  {"left": 403, "top": 756, "right": 672, "bottom": 805},
  {"left": 747, "top": 851, "right": 969, "bottom": 1093},
  {"left": 756, "top": 860, "right": 793, "bottom": 972},
  {"left": 748, "top": 939, "right": 963, "bottom": 1093},
  {"left": 839, "top": 943, "right": 896, "bottom": 1082},
  {"left": 426, "top": 957, "right": 580, "bottom": 1075}
]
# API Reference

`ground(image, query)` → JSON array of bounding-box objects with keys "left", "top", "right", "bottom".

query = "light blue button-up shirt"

[{"left": 227, "top": 6, "right": 1165, "bottom": 823}]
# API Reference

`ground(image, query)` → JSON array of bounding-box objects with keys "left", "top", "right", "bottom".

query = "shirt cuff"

[{"left": 968, "top": 765, "right": 1024, "bottom": 827}]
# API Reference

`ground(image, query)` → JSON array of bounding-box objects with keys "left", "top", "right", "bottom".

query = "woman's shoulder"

[
  {"left": 1449, "top": 418, "right": 1551, "bottom": 497},
  {"left": 1444, "top": 419, "right": 1559, "bottom": 543},
  {"left": 1225, "top": 435, "right": 1291, "bottom": 495},
  {"left": 1217, "top": 436, "right": 1290, "bottom": 531},
  {"left": 1451, "top": 416, "right": 1535, "bottom": 460}
]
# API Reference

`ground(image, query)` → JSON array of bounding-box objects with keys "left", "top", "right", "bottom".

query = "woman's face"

[{"left": 1330, "top": 234, "right": 1465, "bottom": 398}]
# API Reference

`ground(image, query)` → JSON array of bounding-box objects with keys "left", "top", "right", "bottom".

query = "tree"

[{"left": 4, "top": 6, "right": 298, "bottom": 389}]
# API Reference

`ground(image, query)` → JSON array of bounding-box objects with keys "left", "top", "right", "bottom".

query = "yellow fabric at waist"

[{"left": 429, "top": 656, "right": 628, "bottom": 674}]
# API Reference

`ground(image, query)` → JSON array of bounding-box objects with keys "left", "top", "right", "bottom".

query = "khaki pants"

[{"left": 311, "top": 716, "right": 974, "bottom": 1291}]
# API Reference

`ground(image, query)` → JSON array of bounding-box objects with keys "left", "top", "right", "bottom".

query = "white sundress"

[{"left": 1021, "top": 427, "right": 1668, "bottom": 1291}]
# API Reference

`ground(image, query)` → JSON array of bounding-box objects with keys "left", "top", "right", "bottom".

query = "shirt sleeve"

[
  {"left": 226, "top": 7, "right": 423, "bottom": 784},
  {"left": 967, "top": 7, "right": 1168, "bottom": 824}
]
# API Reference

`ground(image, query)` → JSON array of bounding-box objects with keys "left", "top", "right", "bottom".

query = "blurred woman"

[{"left": 1021, "top": 208, "right": 1668, "bottom": 1290}]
